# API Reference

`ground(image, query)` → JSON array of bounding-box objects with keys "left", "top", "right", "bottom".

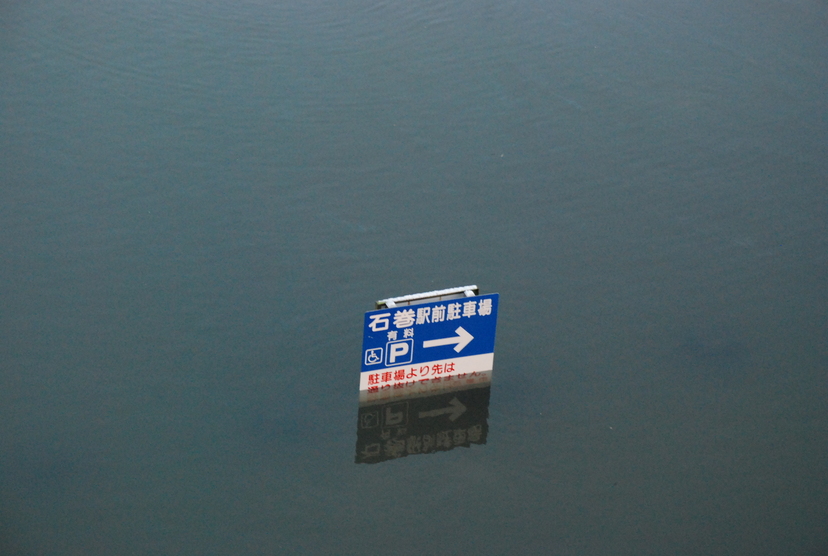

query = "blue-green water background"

[{"left": 2, "top": 0, "right": 826, "bottom": 554}]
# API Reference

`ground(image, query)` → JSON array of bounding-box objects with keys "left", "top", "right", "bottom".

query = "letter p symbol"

[{"left": 385, "top": 339, "right": 413, "bottom": 366}]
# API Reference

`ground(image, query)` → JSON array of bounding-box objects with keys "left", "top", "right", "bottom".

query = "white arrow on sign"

[
  {"left": 422, "top": 326, "right": 474, "bottom": 353},
  {"left": 418, "top": 397, "right": 467, "bottom": 422}
]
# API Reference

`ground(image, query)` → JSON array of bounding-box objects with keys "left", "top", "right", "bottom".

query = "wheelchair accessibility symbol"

[{"left": 364, "top": 347, "right": 383, "bottom": 366}]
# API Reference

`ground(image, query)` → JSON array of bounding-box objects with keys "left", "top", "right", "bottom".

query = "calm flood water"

[{"left": 1, "top": 0, "right": 826, "bottom": 554}]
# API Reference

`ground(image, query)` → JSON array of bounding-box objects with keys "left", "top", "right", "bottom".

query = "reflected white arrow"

[
  {"left": 423, "top": 326, "right": 474, "bottom": 353},
  {"left": 418, "top": 397, "right": 467, "bottom": 422}
]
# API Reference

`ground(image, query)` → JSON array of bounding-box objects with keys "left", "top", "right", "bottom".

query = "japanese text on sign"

[{"left": 367, "top": 298, "right": 494, "bottom": 333}]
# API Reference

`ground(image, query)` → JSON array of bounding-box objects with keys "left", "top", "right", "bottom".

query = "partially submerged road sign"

[{"left": 360, "top": 290, "right": 499, "bottom": 392}]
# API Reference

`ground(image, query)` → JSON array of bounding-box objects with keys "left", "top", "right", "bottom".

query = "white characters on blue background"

[{"left": 385, "top": 339, "right": 413, "bottom": 366}]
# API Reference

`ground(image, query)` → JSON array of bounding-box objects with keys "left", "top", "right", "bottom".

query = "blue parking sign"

[{"left": 360, "top": 293, "right": 499, "bottom": 391}]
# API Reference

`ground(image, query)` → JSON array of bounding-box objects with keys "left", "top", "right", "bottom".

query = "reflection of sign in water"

[
  {"left": 360, "top": 292, "right": 499, "bottom": 393},
  {"left": 355, "top": 373, "right": 491, "bottom": 464}
]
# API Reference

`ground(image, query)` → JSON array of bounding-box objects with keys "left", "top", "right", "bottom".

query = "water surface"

[{"left": 1, "top": 0, "right": 826, "bottom": 554}]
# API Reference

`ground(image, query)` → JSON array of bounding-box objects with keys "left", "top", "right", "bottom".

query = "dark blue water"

[{"left": 2, "top": 0, "right": 826, "bottom": 554}]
